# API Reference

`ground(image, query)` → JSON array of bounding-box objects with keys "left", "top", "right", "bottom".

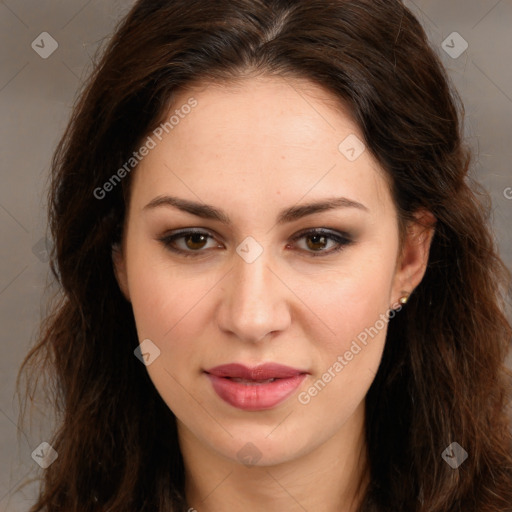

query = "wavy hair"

[{"left": 16, "top": 0, "right": 512, "bottom": 510}]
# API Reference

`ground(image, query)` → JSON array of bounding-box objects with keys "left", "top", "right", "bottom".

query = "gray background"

[{"left": 1, "top": 1, "right": 511, "bottom": 510}]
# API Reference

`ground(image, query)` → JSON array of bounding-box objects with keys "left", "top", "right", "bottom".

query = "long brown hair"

[{"left": 16, "top": 0, "right": 512, "bottom": 510}]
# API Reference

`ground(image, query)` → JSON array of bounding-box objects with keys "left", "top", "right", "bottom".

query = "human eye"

[
  {"left": 288, "top": 228, "right": 354, "bottom": 257},
  {"left": 158, "top": 229, "right": 221, "bottom": 257}
]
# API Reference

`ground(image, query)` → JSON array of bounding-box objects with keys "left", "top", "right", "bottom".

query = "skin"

[{"left": 113, "top": 75, "right": 435, "bottom": 512}]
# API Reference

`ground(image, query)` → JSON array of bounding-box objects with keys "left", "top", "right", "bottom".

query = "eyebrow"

[{"left": 143, "top": 195, "right": 369, "bottom": 225}]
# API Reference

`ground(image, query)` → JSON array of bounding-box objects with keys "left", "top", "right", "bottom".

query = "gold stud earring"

[{"left": 399, "top": 293, "right": 410, "bottom": 305}]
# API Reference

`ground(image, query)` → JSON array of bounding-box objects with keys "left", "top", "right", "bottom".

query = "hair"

[{"left": 15, "top": 0, "right": 512, "bottom": 510}]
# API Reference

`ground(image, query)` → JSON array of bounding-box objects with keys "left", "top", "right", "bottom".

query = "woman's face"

[{"left": 114, "top": 76, "right": 433, "bottom": 467}]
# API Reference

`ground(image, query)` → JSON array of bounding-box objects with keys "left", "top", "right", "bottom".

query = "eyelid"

[
  {"left": 157, "top": 227, "right": 354, "bottom": 258},
  {"left": 288, "top": 228, "right": 353, "bottom": 257}
]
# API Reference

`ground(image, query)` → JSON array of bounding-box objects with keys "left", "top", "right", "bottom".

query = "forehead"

[{"left": 130, "top": 76, "right": 394, "bottom": 221}]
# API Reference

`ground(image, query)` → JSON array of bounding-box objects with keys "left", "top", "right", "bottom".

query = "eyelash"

[{"left": 158, "top": 228, "right": 353, "bottom": 258}]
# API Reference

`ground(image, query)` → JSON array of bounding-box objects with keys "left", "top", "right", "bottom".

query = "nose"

[{"left": 216, "top": 246, "right": 292, "bottom": 343}]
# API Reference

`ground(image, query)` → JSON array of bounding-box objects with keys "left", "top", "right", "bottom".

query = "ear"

[
  {"left": 391, "top": 208, "right": 436, "bottom": 305},
  {"left": 112, "top": 242, "right": 131, "bottom": 301}
]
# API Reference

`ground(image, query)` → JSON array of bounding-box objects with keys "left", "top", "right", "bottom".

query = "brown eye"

[
  {"left": 289, "top": 229, "right": 353, "bottom": 257},
  {"left": 182, "top": 233, "right": 209, "bottom": 251},
  {"left": 159, "top": 229, "right": 219, "bottom": 257},
  {"left": 305, "top": 233, "right": 330, "bottom": 251}
]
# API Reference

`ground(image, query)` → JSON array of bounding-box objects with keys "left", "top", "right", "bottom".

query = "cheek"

[
  {"left": 301, "top": 251, "right": 396, "bottom": 408},
  {"left": 128, "top": 262, "right": 212, "bottom": 346},
  {"left": 311, "top": 250, "right": 397, "bottom": 354},
  {"left": 127, "top": 265, "right": 213, "bottom": 414}
]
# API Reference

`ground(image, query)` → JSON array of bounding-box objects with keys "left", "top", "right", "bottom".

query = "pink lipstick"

[{"left": 204, "top": 363, "right": 308, "bottom": 411}]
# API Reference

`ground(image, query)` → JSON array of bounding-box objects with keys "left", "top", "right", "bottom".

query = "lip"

[{"left": 204, "top": 363, "right": 309, "bottom": 411}]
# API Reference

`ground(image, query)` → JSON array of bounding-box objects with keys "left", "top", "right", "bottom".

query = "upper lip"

[{"left": 205, "top": 363, "right": 309, "bottom": 380}]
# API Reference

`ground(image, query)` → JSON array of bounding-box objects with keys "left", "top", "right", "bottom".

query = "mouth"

[
  {"left": 204, "top": 363, "right": 309, "bottom": 411},
  {"left": 225, "top": 377, "right": 278, "bottom": 384}
]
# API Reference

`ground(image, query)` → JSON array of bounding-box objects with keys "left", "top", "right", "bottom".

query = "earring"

[{"left": 398, "top": 293, "right": 410, "bottom": 305}]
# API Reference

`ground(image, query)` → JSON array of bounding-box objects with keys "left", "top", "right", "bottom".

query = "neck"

[{"left": 179, "top": 401, "right": 369, "bottom": 512}]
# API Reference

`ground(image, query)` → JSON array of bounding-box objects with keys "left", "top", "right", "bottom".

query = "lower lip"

[{"left": 206, "top": 373, "right": 307, "bottom": 411}]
